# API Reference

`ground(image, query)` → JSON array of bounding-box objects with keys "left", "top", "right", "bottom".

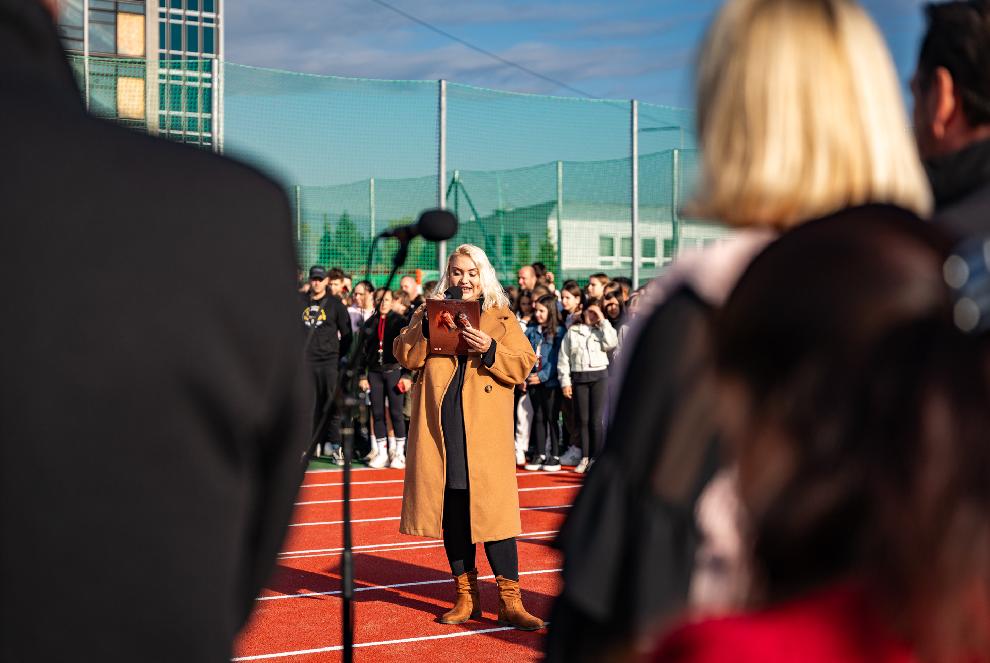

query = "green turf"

[{"left": 306, "top": 456, "right": 367, "bottom": 471}]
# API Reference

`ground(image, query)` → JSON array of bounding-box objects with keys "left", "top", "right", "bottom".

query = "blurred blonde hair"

[
  {"left": 691, "top": 0, "right": 932, "bottom": 228},
  {"left": 431, "top": 244, "right": 511, "bottom": 311}
]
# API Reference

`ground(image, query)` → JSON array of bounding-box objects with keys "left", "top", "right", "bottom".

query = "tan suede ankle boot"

[
  {"left": 439, "top": 570, "right": 481, "bottom": 624},
  {"left": 495, "top": 575, "right": 545, "bottom": 631}
]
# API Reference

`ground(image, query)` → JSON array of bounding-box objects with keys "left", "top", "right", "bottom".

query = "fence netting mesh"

[{"left": 69, "top": 55, "right": 731, "bottom": 287}]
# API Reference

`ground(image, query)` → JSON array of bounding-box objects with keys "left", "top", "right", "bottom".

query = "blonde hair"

[
  {"left": 692, "top": 0, "right": 932, "bottom": 228},
  {"left": 431, "top": 244, "right": 511, "bottom": 311}
]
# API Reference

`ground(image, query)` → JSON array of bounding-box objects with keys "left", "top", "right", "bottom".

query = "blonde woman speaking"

[{"left": 394, "top": 244, "right": 543, "bottom": 630}]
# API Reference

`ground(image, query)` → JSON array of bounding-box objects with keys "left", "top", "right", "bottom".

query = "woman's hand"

[
  {"left": 398, "top": 377, "right": 412, "bottom": 393},
  {"left": 358, "top": 378, "right": 370, "bottom": 392},
  {"left": 461, "top": 326, "right": 493, "bottom": 353},
  {"left": 562, "top": 385, "right": 573, "bottom": 399},
  {"left": 585, "top": 305, "right": 604, "bottom": 326},
  {"left": 526, "top": 374, "right": 540, "bottom": 385}
]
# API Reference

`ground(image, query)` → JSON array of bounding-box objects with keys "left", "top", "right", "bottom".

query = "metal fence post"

[
  {"left": 437, "top": 79, "right": 448, "bottom": 272},
  {"left": 369, "top": 178, "right": 376, "bottom": 238},
  {"left": 556, "top": 160, "right": 564, "bottom": 281},
  {"left": 671, "top": 148, "right": 681, "bottom": 261},
  {"left": 294, "top": 185, "right": 301, "bottom": 243},
  {"left": 631, "top": 100, "right": 640, "bottom": 289}
]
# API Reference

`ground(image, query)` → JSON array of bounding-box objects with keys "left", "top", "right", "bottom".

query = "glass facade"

[{"left": 55, "top": 0, "right": 222, "bottom": 150}]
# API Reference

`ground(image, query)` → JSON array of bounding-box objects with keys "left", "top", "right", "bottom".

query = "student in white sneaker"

[
  {"left": 357, "top": 288, "right": 409, "bottom": 469},
  {"left": 523, "top": 294, "right": 566, "bottom": 472},
  {"left": 558, "top": 298, "right": 617, "bottom": 473}
]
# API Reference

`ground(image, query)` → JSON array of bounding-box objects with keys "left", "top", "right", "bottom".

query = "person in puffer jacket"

[{"left": 557, "top": 297, "right": 618, "bottom": 473}]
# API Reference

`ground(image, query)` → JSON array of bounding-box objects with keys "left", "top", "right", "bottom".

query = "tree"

[
  {"left": 317, "top": 212, "right": 365, "bottom": 272},
  {"left": 536, "top": 230, "right": 559, "bottom": 275},
  {"left": 515, "top": 234, "right": 532, "bottom": 272}
]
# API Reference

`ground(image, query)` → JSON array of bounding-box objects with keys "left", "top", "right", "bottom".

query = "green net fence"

[{"left": 69, "top": 55, "right": 732, "bottom": 288}]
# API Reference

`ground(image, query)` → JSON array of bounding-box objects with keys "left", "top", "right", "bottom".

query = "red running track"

[{"left": 233, "top": 467, "right": 582, "bottom": 662}]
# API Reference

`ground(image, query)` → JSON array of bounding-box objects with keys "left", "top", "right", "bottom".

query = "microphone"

[
  {"left": 444, "top": 286, "right": 463, "bottom": 300},
  {"left": 378, "top": 209, "right": 458, "bottom": 242}
]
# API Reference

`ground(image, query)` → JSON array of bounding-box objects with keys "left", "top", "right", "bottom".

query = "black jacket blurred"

[
  {"left": 0, "top": 1, "right": 309, "bottom": 661},
  {"left": 928, "top": 137, "right": 990, "bottom": 236}
]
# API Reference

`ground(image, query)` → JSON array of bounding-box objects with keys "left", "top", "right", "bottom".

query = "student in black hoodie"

[
  {"left": 357, "top": 288, "right": 411, "bottom": 468},
  {"left": 302, "top": 265, "right": 353, "bottom": 459}
]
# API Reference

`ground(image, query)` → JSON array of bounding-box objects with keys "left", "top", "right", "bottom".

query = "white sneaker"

[
  {"left": 524, "top": 455, "right": 545, "bottom": 471},
  {"left": 369, "top": 449, "right": 389, "bottom": 468},
  {"left": 516, "top": 449, "right": 526, "bottom": 466},
  {"left": 389, "top": 454, "right": 405, "bottom": 469},
  {"left": 328, "top": 445, "right": 345, "bottom": 465},
  {"left": 559, "top": 445, "right": 582, "bottom": 466},
  {"left": 321, "top": 442, "right": 335, "bottom": 457},
  {"left": 363, "top": 447, "right": 378, "bottom": 462},
  {"left": 541, "top": 456, "right": 562, "bottom": 472},
  {"left": 574, "top": 457, "right": 590, "bottom": 474}
]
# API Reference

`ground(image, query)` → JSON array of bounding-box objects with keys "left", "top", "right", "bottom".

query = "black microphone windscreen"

[
  {"left": 445, "top": 286, "right": 463, "bottom": 300},
  {"left": 417, "top": 209, "right": 458, "bottom": 241}
]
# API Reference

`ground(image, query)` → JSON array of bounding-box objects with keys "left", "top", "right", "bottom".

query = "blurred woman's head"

[
  {"left": 715, "top": 206, "right": 969, "bottom": 651},
  {"left": 561, "top": 280, "right": 584, "bottom": 314},
  {"left": 533, "top": 294, "right": 561, "bottom": 334},
  {"left": 857, "top": 319, "right": 990, "bottom": 661},
  {"left": 433, "top": 244, "right": 510, "bottom": 311},
  {"left": 391, "top": 289, "right": 409, "bottom": 315},
  {"left": 693, "top": 0, "right": 931, "bottom": 228}
]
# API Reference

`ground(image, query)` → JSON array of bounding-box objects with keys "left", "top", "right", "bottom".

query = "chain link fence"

[{"left": 70, "top": 55, "right": 732, "bottom": 287}]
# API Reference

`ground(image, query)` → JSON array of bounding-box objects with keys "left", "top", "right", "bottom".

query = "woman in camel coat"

[{"left": 394, "top": 243, "right": 543, "bottom": 630}]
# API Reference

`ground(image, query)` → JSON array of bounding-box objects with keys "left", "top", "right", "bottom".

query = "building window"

[
  {"left": 89, "top": 10, "right": 116, "bottom": 53},
  {"left": 170, "top": 21, "right": 182, "bottom": 51},
  {"left": 117, "top": 12, "right": 145, "bottom": 56},
  {"left": 187, "top": 0, "right": 199, "bottom": 10},
  {"left": 599, "top": 235, "right": 615, "bottom": 257},
  {"left": 117, "top": 76, "right": 145, "bottom": 119},
  {"left": 620, "top": 237, "right": 632, "bottom": 258},
  {"left": 642, "top": 238, "right": 657, "bottom": 259},
  {"left": 203, "top": 0, "right": 214, "bottom": 12},
  {"left": 186, "top": 24, "right": 199, "bottom": 52},
  {"left": 663, "top": 239, "right": 676, "bottom": 260},
  {"left": 186, "top": 85, "right": 199, "bottom": 113},
  {"left": 202, "top": 26, "right": 215, "bottom": 54}
]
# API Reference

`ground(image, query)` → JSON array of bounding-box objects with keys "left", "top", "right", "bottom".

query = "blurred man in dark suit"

[{"left": 0, "top": 1, "right": 309, "bottom": 661}]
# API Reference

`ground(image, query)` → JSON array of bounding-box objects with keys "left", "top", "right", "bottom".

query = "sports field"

[{"left": 233, "top": 464, "right": 580, "bottom": 661}]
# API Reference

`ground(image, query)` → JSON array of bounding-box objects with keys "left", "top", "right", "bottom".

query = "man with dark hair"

[
  {"left": 302, "top": 265, "right": 353, "bottom": 461},
  {"left": 2, "top": 1, "right": 309, "bottom": 660},
  {"left": 913, "top": 0, "right": 990, "bottom": 232},
  {"left": 327, "top": 267, "right": 347, "bottom": 298}
]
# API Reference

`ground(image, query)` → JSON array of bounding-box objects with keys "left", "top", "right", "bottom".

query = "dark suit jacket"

[{"left": 0, "top": 1, "right": 309, "bottom": 660}]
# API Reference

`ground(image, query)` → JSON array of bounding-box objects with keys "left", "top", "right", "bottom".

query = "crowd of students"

[{"left": 298, "top": 262, "right": 646, "bottom": 474}]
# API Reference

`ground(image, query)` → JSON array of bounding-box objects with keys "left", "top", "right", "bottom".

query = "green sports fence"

[{"left": 70, "top": 56, "right": 732, "bottom": 287}]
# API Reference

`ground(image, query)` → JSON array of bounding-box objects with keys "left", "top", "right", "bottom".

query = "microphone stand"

[{"left": 337, "top": 235, "right": 411, "bottom": 663}]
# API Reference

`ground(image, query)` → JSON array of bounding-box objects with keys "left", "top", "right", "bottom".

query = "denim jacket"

[{"left": 524, "top": 323, "right": 565, "bottom": 388}]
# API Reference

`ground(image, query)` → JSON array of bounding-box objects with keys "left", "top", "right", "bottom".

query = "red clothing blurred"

[{"left": 652, "top": 583, "right": 917, "bottom": 663}]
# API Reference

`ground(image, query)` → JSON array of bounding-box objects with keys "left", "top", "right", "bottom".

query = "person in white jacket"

[{"left": 558, "top": 298, "right": 618, "bottom": 473}]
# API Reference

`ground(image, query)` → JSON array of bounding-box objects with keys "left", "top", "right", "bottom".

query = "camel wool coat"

[{"left": 394, "top": 303, "right": 537, "bottom": 542}]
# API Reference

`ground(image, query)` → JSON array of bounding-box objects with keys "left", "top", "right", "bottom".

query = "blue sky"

[{"left": 226, "top": 0, "right": 927, "bottom": 108}]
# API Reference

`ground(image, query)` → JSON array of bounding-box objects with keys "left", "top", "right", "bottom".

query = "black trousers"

[
  {"left": 368, "top": 369, "right": 406, "bottom": 439},
  {"left": 311, "top": 361, "right": 342, "bottom": 446},
  {"left": 442, "top": 489, "right": 518, "bottom": 580},
  {"left": 573, "top": 378, "right": 607, "bottom": 458},
  {"left": 529, "top": 383, "right": 561, "bottom": 458}
]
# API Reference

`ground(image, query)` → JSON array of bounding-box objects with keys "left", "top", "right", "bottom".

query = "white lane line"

[
  {"left": 288, "top": 504, "right": 571, "bottom": 528},
  {"left": 278, "top": 535, "right": 558, "bottom": 561},
  {"left": 277, "top": 531, "right": 559, "bottom": 559},
  {"left": 300, "top": 471, "right": 579, "bottom": 488},
  {"left": 233, "top": 622, "right": 551, "bottom": 661},
  {"left": 294, "top": 484, "right": 580, "bottom": 506},
  {"left": 256, "top": 568, "right": 561, "bottom": 601}
]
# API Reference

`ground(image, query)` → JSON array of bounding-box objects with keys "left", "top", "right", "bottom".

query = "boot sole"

[
  {"left": 496, "top": 619, "right": 544, "bottom": 631},
  {"left": 438, "top": 612, "right": 482, "bottom": 625}
]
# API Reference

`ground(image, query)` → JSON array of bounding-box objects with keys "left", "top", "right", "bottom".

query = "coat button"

[{"left": 484, "top": 385, "right": 493, "bottom": 393}]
